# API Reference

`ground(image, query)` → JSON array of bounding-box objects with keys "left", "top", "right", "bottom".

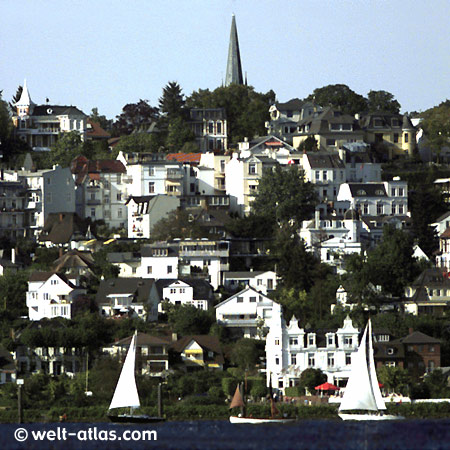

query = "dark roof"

[
  {"left": 359, "top": 112, "right": 416, "bottom": 131},
  {"left": 224, "top": 271, "right": 266, "bottom": 279},
  {"left": 52, "top": 250, "right": 94, "bottom": 272},
  {"left": 107, "top": 252, "right": 141, "bottom": 263},
  {"left": 140, "top": 243, "right": 179, "bottom": 258},
  {"left": 401, "top": 331, "right": 441, "bottom": 345},
  {"left": 95, "top": 278, "right": 155, "bottom": 305},
  {"left": 32, "top": 105, "right": 86, "bottom": 117},
  {"left": 28, "top": 271, "right": 77, "bottom": 288},
  {"left": 410, "top": 268, "right": 450, "bottom": 289},
  {"left": 347, "top": 183, "right": 387, "bottom": 197},
  {"left": 274, "top": 98, "right": 305, "bottom": 111},
  {"left": 373, "top": 342, "right": 405, "bottom": 360},
  {"left": 39, "top": 213, "right": 89, "bottom": 245},
  {"left": 306, "top": 153, "right": 345, "bottom": 169},
  {"left": 171, "top": 335, "right": 224, "bottom": 364},
  {"left": 112, "top": 332, "right": 171, "bottom": 347}
]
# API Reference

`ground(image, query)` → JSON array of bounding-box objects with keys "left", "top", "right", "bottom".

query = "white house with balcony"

[
  {"left": 12, "top": 80, "right": 87, "bottom": 151},
  {"left": 215, "top": 286, "right": 278, "bottom": 339},
  {"left": 118, "top": 151, "right": 185, "bottom": 197},
  {"left": 178, "top": 239, "right": 230, "bottom": 290},
  {"left": 4, "top": 165, "right": 76, "bottom": 240},
  {"left": 336, "top": 178, "right": 409, "bottom": 217},
  {"left": 265, "top": 305, "right": 360, "bottom": 394},
  {"left": 26, "top": 272, "right": 86, "bottom": 321}
]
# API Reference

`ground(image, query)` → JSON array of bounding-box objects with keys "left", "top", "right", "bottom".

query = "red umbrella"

[
  {"left": 315, "top": 382, "right": 340, "bottom": 391},
  {"left": 378, "top": 382, "right": 384, "bottom": 388}
]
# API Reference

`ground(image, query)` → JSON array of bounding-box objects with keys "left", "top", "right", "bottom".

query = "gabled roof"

[
  {"left": 401, "top": 331, "right": 440, "bottom": 345},
  {"left": 112, "top": 332, "right": 171, "bottom": 347},
  {"left": 223, "top": 271, "right": 268, "bottom": 280},
  {"left": 52, "top": 250, "right": 94, "bottom": 272},
  {"left": 171, "top": 335, "right": 224, "bottom": 364},
  {"left": 215, "top": 285, "right": 271, "bottom": 308},
  {"left": 86, "top": 119, "right": 110, "bottom": 139},
  {"left": 155, "top": 278, "right": 213, "bottom": 301},
  {"left": 95, "top": 278, "right": 155, "bottom": 305},
  {"left": 39, "top": 213, "right": 89, "bottom": 245},
  {"left": 274, "top": 98, "right": 305, "bottom": 111},
  {"left": 28, "top": 271, "right": 77, "bottom": 289}
]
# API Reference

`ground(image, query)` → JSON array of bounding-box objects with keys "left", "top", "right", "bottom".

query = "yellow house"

[
  {"left": 359, "top": 113, "right": 416, "bottom": 157},
  {"left": 172, "top": 335, "right": 224, "bottom": 370}
]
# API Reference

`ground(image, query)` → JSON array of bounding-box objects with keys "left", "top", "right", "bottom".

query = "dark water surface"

[{"left": 2, "top": 419, "right": 449, "bottom": 449}]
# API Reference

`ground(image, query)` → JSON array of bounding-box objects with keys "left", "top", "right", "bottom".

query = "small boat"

[
  {"left": 338, "top": 319, "right": 404, "bottom": 421},
  {"left": 108, "top": 331, "right": 165, "bottom": 424},
  {"left": 229, "top": 383, "right": 295, "bottom": 424}
]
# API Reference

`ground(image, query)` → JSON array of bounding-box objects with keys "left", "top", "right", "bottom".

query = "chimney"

[
  {"left": 315, "top": 210, "right": 320, "bottom": 228},
  {"left": 59, "top": 213, "right": 63, "bottom": 222},
  {"left": 408, "top": 327, "right": 414, "bottom": 335}
]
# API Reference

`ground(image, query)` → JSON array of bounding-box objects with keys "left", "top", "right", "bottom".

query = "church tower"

[{"left": 225, "top": 14, "right": 244, "bottom": 86}]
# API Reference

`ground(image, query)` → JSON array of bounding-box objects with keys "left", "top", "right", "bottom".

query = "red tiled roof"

[
  {"left": 265, "top": 140, "right": 284, "bottom": 146},
  {"left": 167, "top": 153, "right": 202, "bottom": 164},
  {"left": 86, "top": 119, "right": 110, "bottom": 139},
  {"left": 441, "top": 227, "right": 450, "bottom": 238}
]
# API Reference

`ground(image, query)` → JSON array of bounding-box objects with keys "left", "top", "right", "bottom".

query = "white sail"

[
  {"left": 368, "top": 319, "right": 386, "bottom": 410},
  {"left": 339, "top": 324, "right": 378, "bottom": 412},
  {"left": 109, "top": 331, "right": 140, "bottom": 410}
]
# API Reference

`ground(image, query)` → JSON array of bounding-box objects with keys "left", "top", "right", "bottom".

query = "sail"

[
  {"left": 109, "top": 331, "right": 140, "bottom": 410},
  {"left": 368, "top": 319, "right": 387, "bottom": 410},
  {"left": 230, "top": 385, "right": 245, "bottom": 409},
  {"left": 339, "top": 324, "right": 378, "bottom": 412}
]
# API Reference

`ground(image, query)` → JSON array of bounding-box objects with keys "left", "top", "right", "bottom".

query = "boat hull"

[
  {"left": 230, "top": 416, "right": 295, "bottom": 424},
  {"left": 339, "top": 412, "right": 404, "bottom": 421},
  {"left": 108, "top": 414, "right": 165, "bottom": 424}
]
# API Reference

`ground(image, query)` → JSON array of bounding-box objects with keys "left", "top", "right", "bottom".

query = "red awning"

[{"left": 315, "top": 382, "right": 340, "bottom": 391}]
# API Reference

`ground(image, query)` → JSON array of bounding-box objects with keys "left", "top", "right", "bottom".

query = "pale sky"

[{"left": 2, "top": 0, "right": 449, "bottom": 119}]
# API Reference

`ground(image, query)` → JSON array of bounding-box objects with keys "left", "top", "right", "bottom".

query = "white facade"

[
  {"left": 266, "top": 306, "right": 360, "bottom": 394},
  {"left": 4, "top": 166, "right": 76, "bottom": 239},
  {"left": 195, "top": 152, "right": 229, "bottom": 194},
  {"left": 215, "top": 286, "right": 278, "bottom": 339},
  {"left": 337, "top": 179, "right": 409, "bottom": 217},
  {"left": 26, "top": 273, "right": 86, "bottom": 321},
  {"left": 139, "top": 245, "right": 179, "bottom": 280},
  {"left": 118, "top": 152, "right": 185, "bottom": 198},
  {"left": 157, "top": 280, "right": 209, "bottom": 312}
]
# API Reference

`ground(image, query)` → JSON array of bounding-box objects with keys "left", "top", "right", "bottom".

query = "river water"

[{"left": 3, "top": 419, "right": 449, "bottom": 449}]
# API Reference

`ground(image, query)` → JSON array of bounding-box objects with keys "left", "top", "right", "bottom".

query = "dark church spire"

[{"left": 225, "top": 14, "right": 244, "bottom": 87}]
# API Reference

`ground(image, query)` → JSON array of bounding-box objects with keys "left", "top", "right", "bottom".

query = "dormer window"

[
  {"left": 391, "top": 119, "right": 400, "bottom": 127},
  {"left": 375, "top": 189, "right": 384, "bottom": 195},
  {"left": 356, "top": 190, "right": 366, "bottom": 196}
]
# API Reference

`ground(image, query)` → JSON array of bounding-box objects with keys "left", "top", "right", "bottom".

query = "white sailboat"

[
  {"left": 108, "top": 331, "right": 165, "bottom": 423},
  {"left": 339, "top": 319, "right": 404, "bottom": 421}
]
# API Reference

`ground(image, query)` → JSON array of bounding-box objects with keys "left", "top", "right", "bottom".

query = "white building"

[
  {"left": 337, "top": 178, "right": 408, "bottom": 217},
  {"left": 4, "top": 165, "right": 76, "bottom": 239},
  {"left": 118, "top": 151, "right": 185, "bottom": 197},
  {"left": 139, "top": 243, "right": 179, "bottom": 280},
  {"left": 155, "top": 278, "right": 214, "bottom": 312},
  {"left": 195, "top": 152, "right": 230, "bottom": 195},
  {"left": 71, "top": 156, "right": 129, "bottom": 229},
  {"left": 223, "top": 270, "right": 278, "bottom": 295},
  {"left": 12, "top": 80, "right": 87, "bottom": 151},
  {"left": 26, "top": 272, "right": 86, "bottom": 321},
  {"left": 127, "top": 195, "right": 180, "bottom": 239},
  {"left": 215, "top": 286, "right": 279, "bottom": 339},
  {"left": 266, "top": 305, "right": 360, "bottom": 394}
]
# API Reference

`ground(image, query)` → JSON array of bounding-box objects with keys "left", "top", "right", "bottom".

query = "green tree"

[
  {"left": 112, "top": 99, "right": 159, "bottom": 136},
  {"left": 276, "top": 288, "right": 308, "bottom": 322},
  {"left": 159, "top": 81, "right": 185, "bottom": 119},
  {"left": 0, "top": 270, "right": 28, "bottom": 318},
  {"left": 365, "top": 224, "right": 420, "bottom": 297},
  {"left": 299, "top": 368, "right": 327, "bottom": 394},
  {"left": 187, "top": 85, "right": 275, "bottom": 145},
  {"left": 297, "top": 136, "right": 318, "bottom": 152},
  {"left": 151, "top": 209, "right": 205, "bottom": 241},
  {"left": 9, "top": 85, "right": 23, "bottom": 109},
  {"left": 251, "top": 165, "right": 318, "bottom": 229},
  {"left": 89, "top": 107, "right": 110, "bottom": 131},
  {"left": 165, "top": 116, "right": 196, "bottom": 151},
  {"left": 367, "top": 90, "right": 401, "bottom": 114},
  {"left": 305, "top": 84, "right": 368, "bottom": 116},
  {"left": 420, "top": 100, "right": 450, "bottom": 161},
  {"left": 39, "top": 131, "right": 87, "bottom": 168},
  {"left": 113, "top": 132, "right": 162, "bottom": 154},
  {"left": 167, "top": 304, "right": 214, "bottom": 335},
  {"left": 376, "top": 366, "right": 411, "bottom": 395},
  {"left": 230, "top": 338, "right": 260, "bottom": 371}
]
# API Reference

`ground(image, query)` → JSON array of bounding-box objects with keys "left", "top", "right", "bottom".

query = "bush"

[{"left": 285, "top": 386, "right": 304, "bottom": 397}]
